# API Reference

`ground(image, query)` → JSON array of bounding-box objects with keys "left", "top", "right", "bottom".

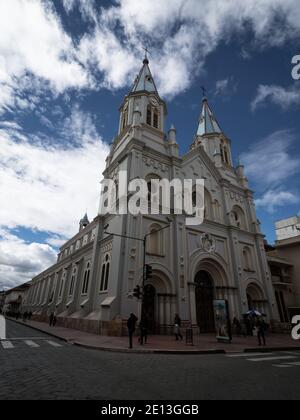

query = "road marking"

[
  {"left": 1, "top": 341, "right": 14, "bottom": 349},
  {"left": 287, "top": 361, "right": 300, "bottom": 366},
  {"left": 272, "top": 364, "right": 294, "bottom": 368},
  {"left": 226, "top": 353, "right": 273, "bottom": 358},
  {"left": 24, "top": 340, "right": 40, "bottom": 348},
  {"left": 46, "top": 340, "right": 62, "bottom": 348},
  {"left": 247, "top": 356, "right": 298, "bottom": 362},
  {"left": 0, "top": 315, "right": 6, "bottom": 339}
]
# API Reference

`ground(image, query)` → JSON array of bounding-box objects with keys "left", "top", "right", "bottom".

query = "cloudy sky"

[{"left": 0, "top": 0, "right": 300, "bottom": 289}]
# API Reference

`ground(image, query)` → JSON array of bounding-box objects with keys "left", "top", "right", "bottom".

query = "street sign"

[{"left": 0, "top": 315, "right": 6, "bottom": 340}]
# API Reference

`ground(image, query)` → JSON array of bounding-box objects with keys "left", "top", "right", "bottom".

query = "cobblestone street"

[{"left": 1, "top": 320, "right": 300, "bottom": 400}]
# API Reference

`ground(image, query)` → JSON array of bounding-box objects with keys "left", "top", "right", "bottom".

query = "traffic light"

[
  {"left": 133, "top": 285, "right": 141, "bottom": 299},
  {"left": 145, "top": 264, "right": 153, "bottom": 280}
]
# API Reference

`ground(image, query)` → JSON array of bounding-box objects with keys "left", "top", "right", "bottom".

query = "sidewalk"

[{"left": 7, "top": 318, "right": 300, "bottom": 354}]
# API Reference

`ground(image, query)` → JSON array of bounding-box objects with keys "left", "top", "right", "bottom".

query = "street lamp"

[{"left": 104, "top": 218, "right": 172, "bottom": 318}]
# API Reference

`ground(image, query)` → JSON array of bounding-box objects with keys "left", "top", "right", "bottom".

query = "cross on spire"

[
  {"left": 143, "top": 47, "right": 151, "bottom": 59},
  {"left": 201, "top": 86, "right": 207, "bottom": 99},
  {"left": 143, "top": 47, "right": 151, "bottom": 63}
]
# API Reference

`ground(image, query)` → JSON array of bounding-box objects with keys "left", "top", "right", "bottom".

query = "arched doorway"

[
  {"left": 195, "top": 271, "right": 215, "bottom": 333},
  {"left": 143, "top": 284, "right": 157, "bottom": 334},
  {"left": 246, "top": 283, "right": 265, "bottom": 314}
]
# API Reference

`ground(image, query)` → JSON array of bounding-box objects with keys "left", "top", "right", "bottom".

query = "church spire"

[
  {"left": 196, "top": 97, "right": 222, "bottom": 136},
  {"left": 130, "top": 56, "right": 159, "bottom": 97}
]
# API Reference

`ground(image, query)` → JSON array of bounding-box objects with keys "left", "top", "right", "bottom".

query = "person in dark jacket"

[
  {"left": 139, "top": 314, "right": 148, "bottom": 346},
  {"left": 256, "top": 317, "right": 267, "bottom": 346},
  {"left": 49, "top": 313, "right": 54, "bottom": 327},
  {"left": 127, "top": 313, "right": 138, "bottom": 349},
  {"left": 174, "top": 314, "right": 183, "bottom": 341}
]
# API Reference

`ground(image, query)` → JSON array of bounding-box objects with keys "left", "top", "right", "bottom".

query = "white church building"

[{"left": 23, "top": 57, "right": 279, "bottom": 335}]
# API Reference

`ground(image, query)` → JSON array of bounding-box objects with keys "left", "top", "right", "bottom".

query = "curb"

[
  {"left": 6, "top": 318, "right": 70, "bottom": 344},
  {"left": 6, "top": 318, "right": 300, "bottom": 355},
  {"left": 244, "top": 346, "right": 300, "bottom": 353},
  {"left": 73, "top": 341, "right": 226, "bottom": 355}
]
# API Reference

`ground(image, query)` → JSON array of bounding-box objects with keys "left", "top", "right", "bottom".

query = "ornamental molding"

[{"left": 200, "top": 233, "right": 216, "bottom": 254}]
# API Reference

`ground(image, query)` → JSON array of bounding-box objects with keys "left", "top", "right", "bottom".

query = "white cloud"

[
  {"left": 251, "top": 84, "right": 300, "bottom": 111},
  {"left": 242, "top": 130, "right": 300, "bottom": 213},
  {"left": 2, "top": 0, "right": 300, "bottom": 104},
  {"left": 0, "top": 0, "right": 90, "bottom": 112},
  {"left": 75, "top": 0, "right": 300, "bottom": 98},
  {"left": 0, "top": 229, "right": 57, "bottom": 289},
  {"left": 255, "top": 190, "right": 299, "bottom": 213},
  {"left": 241, "top": 130, "right": 300, "bottom": 189},
  {"left": 215, "top": 78, "right": 238, "bottom": 98},
  {"left": 0, "top": 109, "right": 109, "bottom": 239}
]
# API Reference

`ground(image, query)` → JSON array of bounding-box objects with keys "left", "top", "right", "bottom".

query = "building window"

[
  {"left": 69, "top": 267, "right": 78, "bottom": 296},
  {"left": 81, "top": 262, "right": 91, "bottom": 295},
  {"left": 153, "top": 109, "right": 159, "bottom": 128},
  {"left": 100, "top": 254, "right": 110, "bottom": 292},
  {"left": 146, "top": 105, "right": 160, "bottom": 129},
  {"left": 243, "top": 247, "right": 253, "bottom": 271},
  {"left": 231, "top": 205, "right": 247, "bottom": 230},
  {"left": 147, "top": 105, "right": 152, "bottom": 125},
  {"left": 220, "top": 140, "right": 230, "bottom": 165},
  {"left": 147, "top": 224, "right": 163, "bottom": 255},
  {"left": 58, "top": 271, "right": 67, "bottom": 299}
]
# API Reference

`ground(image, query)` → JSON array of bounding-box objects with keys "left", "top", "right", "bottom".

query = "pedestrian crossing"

[
  {"left": 226, "top": 351, "right": 300, "bottom": 369},
  {"left": 0, "top": 339, "right": 63, "bottom": 350}
]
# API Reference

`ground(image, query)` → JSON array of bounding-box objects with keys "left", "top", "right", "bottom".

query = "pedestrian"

[
  {"left": 139, "top": 314, "right": 148, "bottom": 346},
  {"left": 28, "top": 311, "right": 32, "bottom": 321},
  {"left": 49, "top": 313, "right": 54, "bottom": 327},
  {"left": 127, "top": 313, "right": 138, "bottom": 349},
  {"left": 256, "top": 317, "right": 267, "bottom": 346},
  {"left": 244, "top": 315, "right": 253, "bottom": 336},
  {"left": 174, "top": 314, "right": 183, "bottom": 341},
  {"left": 232, "top": 317, "right": 242, "bottom": 336},
  {"left": 53, "top": 313, "right": 57, "bottom": 327}
]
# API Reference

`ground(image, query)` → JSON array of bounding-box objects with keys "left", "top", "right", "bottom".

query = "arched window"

[
  {"left": 104, "top": 263, "right": 110, "bottom": 291},
  {"left": 243, "top": 247, "right": 253, "bottom": 271},
  {"left": 213, "top": 200, "right": 221, "bottom": 222},
  {"left": 81, "top": 262, "right": 91, "bottom": 295},
  {"left": 231, "top": 205, "right": 247, "bottom": 230},
  {"left": 147, "top": 224, "right": 163, "bottom": 255},
  {"left": 146, "top": 105, "right": 160, "bottom": 129},
  {"left": 153, "top": 109, "right": 159, "bottom": 128},
  {"left": 69, "top": 267, "right": 78, "bottom": 296},
  {"left": 58, "top": 271, "right": 67, "bottom": 299},
  {"left": 121, "top": 101, "right": 129, "bottom": 132},
  {"left": 100, "top": 254, "right": 111, "bottom": 292},
  {"left": 146, "top": 174, "right": 161, "bottom": 208},
  {"left": 204, "top": 189, "right": 213, "bottom": 221},
  {"left": 220, "top": 140, "right": 230, "bottom": 165},
  {"left": 147, "top": 105, "right": 152, "bottom": 125}
]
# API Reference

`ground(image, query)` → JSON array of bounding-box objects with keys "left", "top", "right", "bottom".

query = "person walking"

[
  {"left": 49, "top": 313, "right": 54, "bottom": 327},
  {"left": 256, "top": 317, "right": 267, "bottom": 346},
  {"left": 174, "top": 314, "right": 183, "bottom": 341},
  {"left": 139, "top": 314, "right": 148, "bottom": 346},
  {"left": 127, "top": 313, "right": 138, "bottom": 349}
]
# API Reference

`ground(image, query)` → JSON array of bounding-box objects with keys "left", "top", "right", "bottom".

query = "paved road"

[{"left": 1, "top": 320, "right": 300, "bottom": 400}]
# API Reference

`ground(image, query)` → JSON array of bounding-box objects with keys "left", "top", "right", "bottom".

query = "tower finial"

[
  {"left": 201, "top": 86, "right": 207, "bottom": 101},
  {"left": 143, "top": 47, "right": 150, "bottom": 64}
]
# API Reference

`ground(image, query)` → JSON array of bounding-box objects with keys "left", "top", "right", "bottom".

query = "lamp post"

[{"left": 104, "top": 219, "right": 172, "bottom": 319}]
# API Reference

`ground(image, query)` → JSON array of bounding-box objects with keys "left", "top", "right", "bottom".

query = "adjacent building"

[
  {"left": 266, "top": 217, "right": 300, "bottom": 329},
  {"left": 3, "top": 283, "right": 31, "bottom": 315},
  {"left": 22, "top": 57, "right": 279, "bottom": 335}
]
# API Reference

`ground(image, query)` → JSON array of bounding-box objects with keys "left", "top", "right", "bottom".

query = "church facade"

[{"left": 23, "top": 57, "right": 279, "bottom": 335}]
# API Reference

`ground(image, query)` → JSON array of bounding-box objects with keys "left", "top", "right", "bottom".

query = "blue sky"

[{"left": 0, "top": 0, "right": 300, "bottom": 289}]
